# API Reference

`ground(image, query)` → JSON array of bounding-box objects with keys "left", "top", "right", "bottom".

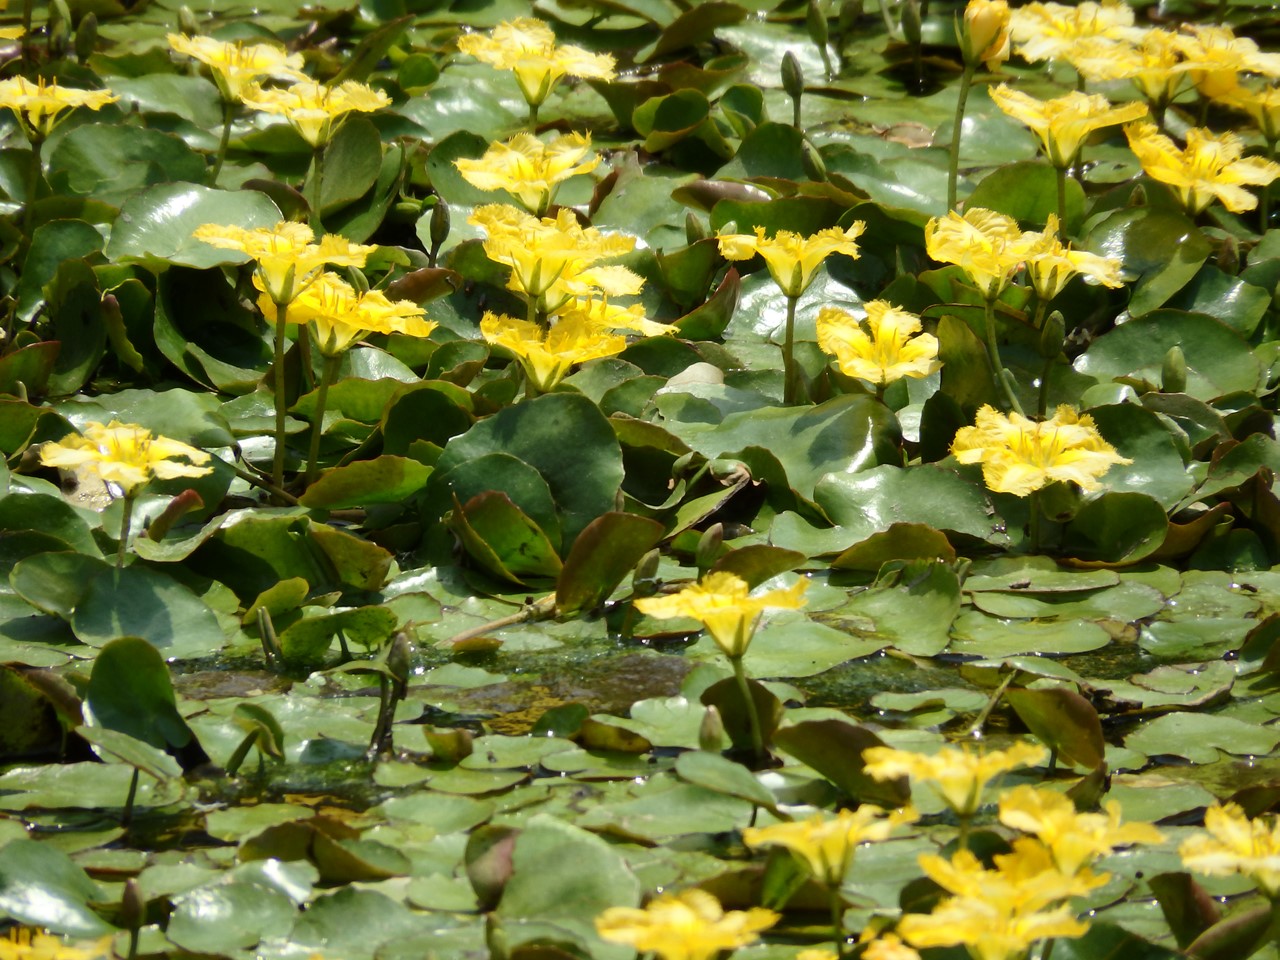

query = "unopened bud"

[
  {"left": 685, "top": 212, "right": 708, "bottom": 245},
  {"left": 429, "top": 198, "right": 450, "bottom": 251},
  {"left": 177, "top": 5, "right": 199, "bottom": 37},
  {"left": 960, "top": 0, "right": 1011, "bottom": 69},
  {"left": 121, "top": 879, "right": 146, "bottom": 931},
  {"left": 1038, "top": 310, "right": 1066, "bottom": 359},
  {"left": 699, "top": 705, "right": 726, "bottom": 752},
  {"left": 74, "top": 13, "right": 97, "bottom": 61},
  {"left": 386, "top": 631, "right": 412, "bottom": 688},
  {"left": 696, "top": 523, "right": 723, "bottom": 574},
  {"left": 801, "top": 139, "right": 827, "bottom": 181},
  {"left": 838, "top": 0, "right": 863, "bottom": 32},
  {"left": 633, "top": 548, "right": 661, "bottom": 596},
  {"left": 1161, "top": 345, "right": 1187, "bottom": 394},
  {"left": 781, "top": 52, "right": 804, "bottom": 103}
]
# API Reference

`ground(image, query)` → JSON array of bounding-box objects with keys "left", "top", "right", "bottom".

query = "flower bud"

[
  {"left": 74, "top": 13, "right": 98, "bottom": 62},
  {"left": 696, "top": 523, "right": 723, "bottom": 575},
  {"left": 1038, "top": 310, "right": 1066, "bottom": 359},
  {"left": 960, "top": 0, "right": 1010, "bottom": 70},
  {"left": 781, "top": 52, "right": 804, "bottom": 103},
  {"left": 699, "top": 705, "right": 726, "bottom": 752},
  {"left": 685, "top": 212, "right": 708, "bottom": 245},
  {"left": 901, "top": 0, "right": 922, "bottom": 46},
  {"left": 1161, "top": 345, "right": 1187, "bottom": 394}
]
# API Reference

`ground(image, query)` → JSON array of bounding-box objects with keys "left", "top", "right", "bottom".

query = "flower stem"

[
  {"left": 982, "top": 296, "right": 1024, "bottom": 416},
  {"left": 829, "top": 889, "right": 846, "bottom": 958},
  {"left": 782, "top": 293, "right": 800, "bottom": 404},
  {"left": 209, "top": 99, "right": 234, "bottom": 186},
  {"left": 271, "top": 300, "right": 291, "bottom": 494},
  {"left": 308, "top": 144, "right": 326, "bottom": 233},
  {"left": 1054, "top": 165, "right": 1068, "bottom": 233},
  {"left": 1263, "top": 138, "right": 1276, "bottom": 232},
  {"left": 116, "top": 494, "right": 135, "bottom": 570},
  {"left": 22, "top": 137, "right": 41, "bottom": 241},
  {"left": 947, "top": 63, "right": 976, "bottom": 211},
  {"left": 730, "top": 655, "right": 766, "bottom": 766},
  {"left": 527, "top": 100, "right": 539, "bottom": 133},
  {"left": 305, "top": 354, "right": 342, "bottom": 486},
  {"left": 1028, "top": 488, "right": 1043, "bottom": 553}
]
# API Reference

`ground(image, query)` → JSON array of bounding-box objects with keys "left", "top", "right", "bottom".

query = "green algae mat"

[{"left": 5, "top": 0, "right": 1280, "bottom": 958}]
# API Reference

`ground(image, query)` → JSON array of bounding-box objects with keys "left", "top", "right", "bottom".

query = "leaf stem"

[
  {"left": 1055, "top": 165, "right": 1068, "bottom": 233},
  {"left": 947, "top": 63, "right": 976, "bottom": 211}
]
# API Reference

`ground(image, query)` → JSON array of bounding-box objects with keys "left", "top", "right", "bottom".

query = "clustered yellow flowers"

[
  {"left": 479, "top": 312, "right": 625, "bottom": 394},
  {"left": 1008, "top": 0, "right": 1134, "bottom": 68},
  {"left": 899, "top": 838, "right": 1107, "bottom": 960},
  {"left": 716, "top": 224, "right": 865, "bottom": 300},
  {"left": 816, "top": 301, "right": 941, "bottom": 388},
  {"left": 743, "top": 805, "right": 918, "bottom": 888},
  {"left": 951, "top": 405, "right": 1131, "bottom": 497},
  {"left": 194, "top": 221, "right": 374, "bottom": 307},
  {"left": 1125, "top": 122, "right": 1280, "bottom": 215},
  {"left": 166, "top": 33, "right": 305, "bottom": 101},
  {"left": 1180, "top": 802, "right": 1280, "bottom": 899},
  {"left": 241, "top": 79, "right": 391, "bottom": 148},
  {"left": 989, "top": 85, "right": 1147, "bottom": 170},
  {"left": 40, "top": 421, "right": 212, "bottom": 497},
  {"left": 595, "top": 890, "right": 777, "bottom": 960},
  {"left": 634, "top": 571, "right": 808, "bottom": 660},
  {"left": 0, "top": 76, "right": 117, "bottom": 142},
  {"left": 457, "top": 17, "right": 615, "bottom": 125},
  {"left": 716, "top": 223, "right": 866, "bottom": 403},
  {"left": 455, "top": 131, "right": 600, "bottom": 216},
  {"left": 257, "top": 271, "right": 435, "bottom": 358},
  {"left": 863, "top": 741, "right": 1047, "bottom": 820}
]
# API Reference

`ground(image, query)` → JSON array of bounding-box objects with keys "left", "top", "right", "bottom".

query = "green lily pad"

[
  {"left": 72, "top": 567, "right": 226, "bottom": 657},
  {"left": 0, "top": 839, "right": 111, "bottom": 936}
]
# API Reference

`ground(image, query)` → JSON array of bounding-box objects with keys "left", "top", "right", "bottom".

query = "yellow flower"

[
  {"left": 193, "top": 221, "right": 374, "bottom": 305},
  {"left": 1016, "top": 214, "right": 1125, "bottom": 301},
  {"left": 815, "top": 301, "right": 941, "bottom": 386},
  {"left": 960, "top": 0, "right": 1011, "bottom": 70},
  {"left": 457, "top": 17, "right": 616, "bottom": 109},
  {"left": 1068, "top": 29, "right": 1188, "bottom": 109},
  {"left": 861, "top": 741, "right": 1047, "bottom": 817},
  {"left": 742, "top": 806, "right": 917, "bottom": 887},
  {"left": 1180, "top": 802, "right": 1280, "bottom": 898},
  {"left": 257, "top": 271, "right": 436, "bottom": 356},
  {"left": 998, "top": 785, "right": 1164, "bottom": 876},
  {"left": 901, "top": 839, "right": 1105, "bottom": 960},
  {"left": 716, "top": 224, "right": 866, "bottom": 298},
  {"left": 861, "top": 934, "right": 921, "bottom": 960},
  {"left": 0, "top": 929, "right": 112, "bottom": 960},
  {"left": 595, "top": 889, "right": 778, "bottom": 960},
  {"left": 633, "top": 571, "right": 808, "bottom": 659},
  {"left": 240, "top": 80, "right": 390, "bottom": 147},
  {"left": 0, "top": 77, "right": 117, "bottom": 141},
  {"left": 951, "top": 404, "right": 1131, "bottom": 497},
  {"left": 1221, "top": 83, "right": 1280, "bottom": 143},
  {"left": 454, "top": 132, "right": 600, "bottom": 215},
  {"left": 40, "top": 421, "right": 213, "bottom": 498},
  {"left": 567, "top": 297, "right": 677, "bottom": 337},
  {"left": 166, "top": 33, "right": 305, "bottom": 101},
  {"left": 0, "top": 27, "right": 24, "bottom": 40},
  {"left": 1177, "top": 24, "right": 1280, "bottom": 101},
  {"left": 469, "top": 203, "right": 640, "bottom": 315},
  {"left": 480, "top": 311, "right": 626, "bottom": 392},
  {"left": 988, "top": 84, "right": 1147, "bottom": 168},
  {"left": 923, "top": 208, "right": 1025, "bottom": 300},
  {"left": 1124, "top": 121, "right": 1280, "bottom": 214},
  {"left": 1008, "top": 0, "right": 1135, "bottom": 64}
]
